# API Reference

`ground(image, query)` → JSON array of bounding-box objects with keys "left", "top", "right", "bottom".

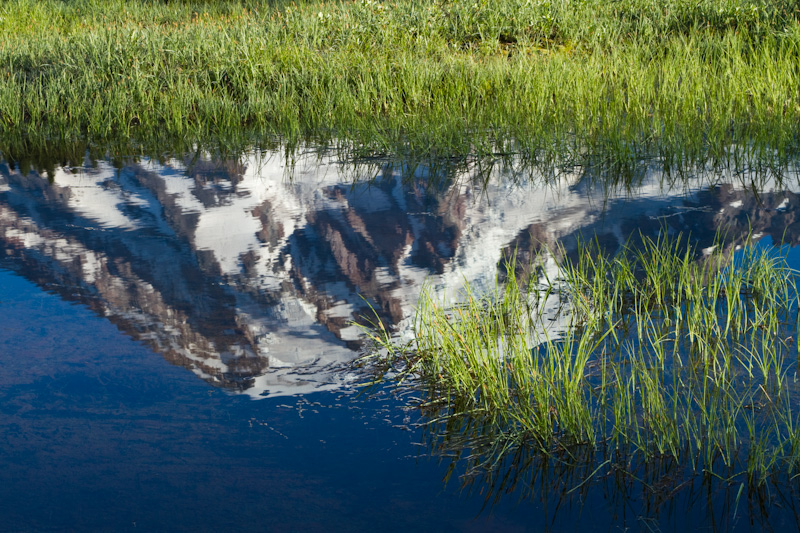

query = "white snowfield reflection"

[{"left": 0, "top": 151, "right": 798, "bottom": 397}]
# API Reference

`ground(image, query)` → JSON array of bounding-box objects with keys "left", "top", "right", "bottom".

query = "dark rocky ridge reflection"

[{"left": 0, "top": 154, "right": 797, "bottom": 397}]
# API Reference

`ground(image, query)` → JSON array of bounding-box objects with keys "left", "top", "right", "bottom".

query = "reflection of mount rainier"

[{"left": 0, "top": 153, "right": 798, "bottom": 397}]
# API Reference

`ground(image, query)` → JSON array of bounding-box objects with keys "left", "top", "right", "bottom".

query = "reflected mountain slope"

[{"left": 0, "top": 153, "right": 797, "bottom": 397}]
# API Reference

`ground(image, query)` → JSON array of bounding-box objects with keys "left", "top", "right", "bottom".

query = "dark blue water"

[
  {"left": 0, "top": 267, "right": 542, "bottom": 531},
  {"left": 2, "top": 152, "right": 800, "bottom": 530}
]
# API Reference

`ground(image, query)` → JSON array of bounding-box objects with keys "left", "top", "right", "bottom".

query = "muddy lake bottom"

[{"left": 3, "top": 149, "right": 800, "bottom": 530}]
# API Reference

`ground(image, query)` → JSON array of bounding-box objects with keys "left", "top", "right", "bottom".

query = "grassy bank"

[
  {"left": 363, "top": 234, "right": 800, "bottom": 486},
  {"left": 1, "top": 0, "right": 800, "bottom": 164}
]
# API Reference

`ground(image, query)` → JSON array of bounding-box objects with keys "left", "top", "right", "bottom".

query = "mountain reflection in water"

[{"left": 1, "top": 152, "right": 799, "bottom": 398}]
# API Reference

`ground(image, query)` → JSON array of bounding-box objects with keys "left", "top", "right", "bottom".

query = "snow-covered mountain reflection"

[{"left": 0, "top": 151, "right": 798, "bottom": 397}]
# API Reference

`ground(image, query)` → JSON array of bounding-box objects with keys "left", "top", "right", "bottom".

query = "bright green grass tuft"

[{"left": 363, "top": 233, "right": 800, "bottom": 486}]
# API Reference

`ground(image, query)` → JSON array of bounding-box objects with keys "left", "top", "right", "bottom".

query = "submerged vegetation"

[
  {"left": 1, "top": 0, "right": 800, "bottom": 166},
  {"left": 362, "top": 233, "right": 800, "bottom": 492}
]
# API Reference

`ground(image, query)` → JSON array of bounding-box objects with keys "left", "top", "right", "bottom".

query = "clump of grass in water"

[{"left": 363, "top": 233, "right": 800, "bottom": 488}]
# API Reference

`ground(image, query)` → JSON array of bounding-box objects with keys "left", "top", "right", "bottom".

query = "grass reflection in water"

[{"left": 362, "top": 231, "right": 800, "bottom": 520}]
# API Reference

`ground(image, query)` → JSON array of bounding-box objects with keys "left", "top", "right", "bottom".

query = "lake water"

[{"left": 2, "top": 150, "right": 800, "bottom": 530}]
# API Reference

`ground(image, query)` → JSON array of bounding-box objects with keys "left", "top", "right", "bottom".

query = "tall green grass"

[
  {"left": 363, "top": 233, "right": 800, "bottom": 488},
  {"left": 1, "top": 0, "right": 799, "bottom": 165}
]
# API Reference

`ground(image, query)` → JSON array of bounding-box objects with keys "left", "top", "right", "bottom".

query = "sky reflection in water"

[{"left": 2, "top": 150, "right": 800, "bottom": 530}]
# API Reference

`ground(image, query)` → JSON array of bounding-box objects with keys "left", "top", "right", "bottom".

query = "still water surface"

[{"left": 1, "top": 150, "right": 800, "bottom": 530}]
